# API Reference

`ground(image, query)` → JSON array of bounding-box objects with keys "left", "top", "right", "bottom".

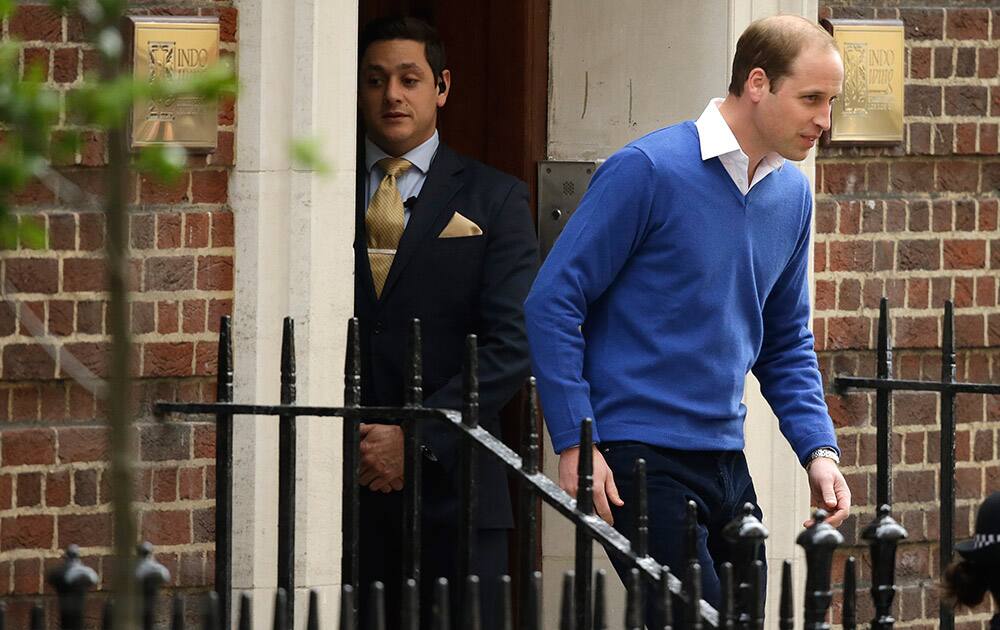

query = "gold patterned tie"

[{"left": 366, "top": 157, "right": 413, "bottom": 298}]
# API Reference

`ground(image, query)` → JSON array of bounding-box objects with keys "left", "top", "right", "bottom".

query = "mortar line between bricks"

[{"left": 0, "top": 500, "right": 217, "bottom": 519}]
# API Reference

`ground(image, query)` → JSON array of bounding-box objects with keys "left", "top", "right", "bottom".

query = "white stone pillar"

[
  {"left": 230, "top": 0, "right": 357, "bottom": 627},
  {"left": 545, "top": 1, "right": 817, "bottom": 626}
]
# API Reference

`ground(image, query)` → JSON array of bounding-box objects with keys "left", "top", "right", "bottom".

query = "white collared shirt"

[
  {"left": 365, "top": 130, "right": 440, "bottom": 226},
  {"left": 694, "top": 98, "right": 785, "bottom": 196}
]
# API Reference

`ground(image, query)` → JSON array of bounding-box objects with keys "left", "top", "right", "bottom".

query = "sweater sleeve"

[
  {"left": 751, "top": 185, "right": 839, "bottom": 465},
  {"left": 524, "top": 147, "right": 658, "bottom": 453}
]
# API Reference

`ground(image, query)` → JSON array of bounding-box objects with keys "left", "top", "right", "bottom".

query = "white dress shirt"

[
  {"left": 694, "top": 98, "right": 785, "bottom": 195},
  {"left": 364, "top": 130, "right": 440, "bottom": 227}
]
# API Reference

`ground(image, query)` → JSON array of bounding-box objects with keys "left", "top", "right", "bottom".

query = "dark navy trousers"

[{"left": 601, "top": 441, "right": 765, "bottom": 627}]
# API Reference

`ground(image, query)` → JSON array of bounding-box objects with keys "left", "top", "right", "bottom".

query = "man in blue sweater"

[{"left": 525, "top": 14, "right": 851, "bottom": 618}]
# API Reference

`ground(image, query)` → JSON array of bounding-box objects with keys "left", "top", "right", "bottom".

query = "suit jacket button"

[{"left": 373, "top": 322, "right": 383, "bottom": 335}]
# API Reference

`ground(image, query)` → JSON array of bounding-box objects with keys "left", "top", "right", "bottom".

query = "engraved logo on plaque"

[{"left": 843, "top": 43, "right": 868, "bottom": 114}]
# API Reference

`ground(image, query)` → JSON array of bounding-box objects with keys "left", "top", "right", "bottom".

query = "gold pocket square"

[{"left": 438, "top": 212, "right": 483, "bottom": 238}]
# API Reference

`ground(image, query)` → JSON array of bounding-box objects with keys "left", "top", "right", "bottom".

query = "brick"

[
  {"left": 48, "top": 300, "right": 73, "bottom": 335},
  {"left": 10, "top": 385, "right": 39, "bottom": 420},
  {"left": 828, "top": 241, "right": 872, "bottom": 272},
  {"left": 1, "top": 515, "right": 54, "bottom": 550},
  {"left": 909, "top": 200, "right": 930, "bottom": 232},
  {"left": 180, "top": 300, "right": 205, "bottom": 334},
  {"left": 908, "top": 122, "right": 930, "bottom": 155},
  {"left": 956, "top": 467, "right": 982, "bottom": 500},
  {"left": 193, "top": 507, "right": 215, "bottom": 543},
  {"left": 157, "top": 301, "right": 179, "bottom": 334},
  {"left": 52, "top": 48, "right": 77, "bottom": 83},
  {"left": 932, "top": 277, "right": 952, "bottom": 308},
  {"left": 861, "top": 204, "right": 882, "bottom": 233},
  {"left": 140, "top": 173, "right": 190, "bottom": 204},
  {"left": 73, "top": 469, "right": 97, "bottom": 506},
  {"left": 39, "top": 382, "right": 66, "bottom": 421},
  {"left": 2, "top": 344, "right": 56, "bottom": 380},
  {"left": 139, "top": 422, "right": 191, "bottom": 462},
  {"left": 57, "top": 427, "right": 109, "bottom": 463},
  {"left": 219, "top": 94, "right": 235, "bottom": 126},
  {"left": 9, "top": 5, "right": 62, "bottom": 42},
  {"left": 12, "top": 177, "right": 55, "bottom": 205},
  {"left": 63, "top": 257, "right": 107, "bottom": 292},
  {"left": 897, "top": 240, "right": 939, "bottom": 271},
  {"left": 45, "top": 470, "right": 70, "bottom": 507},
  {"left": 910, "top": 47, "right": 931, "bottom": 79},
  {"left": 895, "top": 470, "right": 936, "bottom": 503},
  {"left": 193, "top": 425, "right": 216, "bottom": 459},
  {"left": 58, "top": 513, "right": 112, "bottom": 548},
  {"left": 177, "top": 467, "right": 204, "bottom": 501},
  {"left": 184, "top": 212, "right": 210, "bottom": 247},
  {"left": 191, "top": 170, "right": 228, "bottom": 203},
  {"left": 956, "top": 200, "right": 976, "bottom": 231},
  {"left": 956, "top": 47, "right": 977, "bottom": 77},
  {"left": 955, "top": 314, "right": 984, "bottom": 347},
  {"left": 947, "top": 9, "right": 990, "bottom": 40},
  {"left": 938, "top": 162, "right": 979, "bottom": 193},
  {"left": 196, "top": 255, "right": 233, "bottom": 291},
  {"left": 825, "top": 393, "right": 869, "bottom": 428},
  {"left": 209, "top": 212, "right": 233, "bottom": 250},
  {"left": 934, "top": 46, "right": 952, "bottom": 78},
  {"left": 985, "top": 162, "right": 1000, "bottom": 194},
  {"left": 946, "top": 85, "right": 988, "bottom": 116},
  {"left": 22, "top": 47, "right": 49, "bottom": 80},
  {"left": 130, "top": 213, "right": 155, "bottom": 249},
  {"left": 815, "top": 199, "right": 836, "bottom": 233},
  {"left": 981, "top": 123, "right": 999, "bottom": 155},
  {"left": 944, "top": 240, "right": 986, "bottom": 270},
  {"left": 207, "top": 299, "right": 232, "bottom": 333},
  {"left": 0, "top": 302, "right": 13, "bottom": 337},
  {"left": 980, "top": 47, "right": 999, "bottom": 79},
  {"left": 905, "top": 85, "right": 941, "bottom": 117},
  {"left": 933, "top": 200, "right": 953, "bottom": 232},
  {"left": 48, "top": 213, "right": 76, "bottom": 249},
  {"left": 16, "top": 472, "right": 41, "bottom": 507},
  {"left": 838, "top": 279, "right": 861, "bottom": 311},
  {"left": 955, "top": 123, "right": 977, "bottom": 154},
  {"left": 822, "top": 163, "right": 864, "bottom": 195},
  {"left": 141, "top": 510, "right": 191, "bottom": 546},
  {"left": 0, "top": 475, "right": 10, "bottom": 510},
  {"left": 890, "top": 161, "right": 934, "bottom": 193},
  {"left": 4, "top": 258, "right": 58, "bottom": 293},
  {"left": 213, "top": 130, "right": 234, "bottom": 166},
  {"left": 193, "top": 341, "right": 218, "bottom": 377},
  {"left": 955, "top": 276, "right": 974, "bottom": 308},
  {"left": 900, "top": 8, "right": 944, "bottom": 40},
  {"left": 933, "top": 123, "right": 953, "bottom": 155},
  {"left": 156, "top": 213, "right": 182, "bottom": 249},
  {"left": 977, "top": 276, "right": 996, "bottom": 307},
  {"left": 894, "top": 317, "right": 938, "bottom": 348},
  {"left": 144, "top": 256, "right": 194, "bottom": 291},
  {"left": 866, "top": 163, "right": 888, "bottom": 194},
  {"left": 131, "top": 301, "right": 154, "bottom": 335},
  {"left": 143, "top": 342, "right": 193, "bottom": 377},
  {"left": 825, "top": 317, "right": 870, "bottom": 350},
  {"left": 59, "top": 342, "right": 108, "bottom": 379},
  {"left": 12, "top": 558, "right": 42, "bottom": 595},
  {"left": 815, "top": 280, "right": 834, "bottom": 311},
  {"left": 153, "top": 467, "right": 177, "bottom": 502},
  {"left": 76, "top": 300, "right": 103, "bottom": 333}
]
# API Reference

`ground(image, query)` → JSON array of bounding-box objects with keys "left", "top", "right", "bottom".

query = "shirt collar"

[
  {"left": 365, "top": 130, "right": 439, "bottom": 175},
  {"left": 694, "top": 98, "right": 785, "bottom": 170}
]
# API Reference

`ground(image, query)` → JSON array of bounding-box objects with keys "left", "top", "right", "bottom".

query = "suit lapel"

[
  {"left": 379, "top": 143, "right": 465, "bottom": 301},
  {"left": 355, "top": 163, "right": 378, "bottom": 307}
]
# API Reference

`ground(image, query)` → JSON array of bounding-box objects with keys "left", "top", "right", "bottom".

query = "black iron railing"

[
  {"left": 835, "top": 297, "right": 1000, "bottom": 630},
  {"left": 14, "top": 313, "right": 915, "bottom": 629}
]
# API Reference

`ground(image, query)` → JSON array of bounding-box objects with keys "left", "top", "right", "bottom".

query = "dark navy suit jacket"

[{"left": 354, "top": 141, "right": 538, "bottom": 530}]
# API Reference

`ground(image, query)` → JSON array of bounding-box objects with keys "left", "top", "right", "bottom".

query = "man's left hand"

[
  {"left": 804, "top": 457, "right": 851, "bottom": 528},
  {"left": 359, "top": 423, "right": 404, "bottom": 493}
]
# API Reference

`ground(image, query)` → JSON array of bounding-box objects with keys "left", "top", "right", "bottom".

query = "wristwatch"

[{"left": 805, "top": 447, "right": 840, "bottom": 468}]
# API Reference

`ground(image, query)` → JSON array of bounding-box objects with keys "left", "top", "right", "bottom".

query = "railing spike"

[
  {"left": 170, "top": 593, "right": 183, "bottom": 630},
  {"left": 592, "top": 569, "right": 607, "bottom": 630},
  {"left": 574, "top": 421, "right": 594, "bottom": 630},
  {"left": 684, "top": 500, "right": 698, "bottom": 569},
  {"left": 797, "top": 509, "right": 844, "bottom": 630},
  {"left": 684, "top": 562, "right": 702, "bottom": 630},
  {"left": 136, "top": 542, "right": 171, "bottom": 630},
  {"left": 625, "top": 568, "right": 643, "bottom": 630},
  {"left": 402, "top": 578, "right": 419, "bottom": 630},
  {"left": 861, "top": 505, "right": 907, "bottom": 630},
  {"left": 560, "top": 571, "right": 576, "bottom": 630},
  {"left": 203, "top": 591, "right": 221, "bottom": 630},
  {"left": 278, "top": 317, "right": 297, "bottom": 630},
  {"left": 215, "top": 314, "right": 235, "bottom": 630},
  {"left": 519, "top": 379, "right": 541, "bottom": 630},
  {"left": 273, "top": 587, "right": 288, "bottom": 630},
  {"left": 459, "top": 335, "right": 479, "bottom": 599},
  {"left": 101, "top": 599, "right": 113, "bottom": 630},
  {"left": 721, "top": 503, "right": 768, "bottom": 626},
  {"left": 843, "top": 556, "right": 857, "bottom": 630},
  {"left": 778, "top": 560, "right": 793, "bottom": 630},
  {"left": 462, "top": 575, "right": 481, "bottom": 630},
  {"left": 340, "top": 585, "right": 356, "bottom": 630},
  {"left": 238, "top": 592, "right": 253, "bottom": 630},
  {"left": 748, "top": 560, "right": 764, "bottom": 630},
  {"left": 307, "top": 589, "right": 320, "bottom": 630},
  {"left": 29, "top": 603, "right": 43, "bottom": 630},
  {"left": 345, "top": 317, "right": 361, "bottom": 407},
  {"left": 406, "top": 318, "right": 423, "bottom": 407},
  {"left": 432, "top": 578, "right": 450, "bottom": 630},
  {"left": 658, "top": 565, "right": 674, "bottom": 630},
  {"left": 499, "top": 575, "right": 514, "bottom": 630},
  {"left": 47, "top": 544, "right": 98, "bottom": 630},
  {"left": 0, "top": 601, "right": 6, "bottom": 630},
  {"left": 719, "top": 562, "right": 734, "bottom": 630},
  {"left": 367, "top": 582, "right": 385, "bottom": 630},
  {"left": 875, "top": 297, "right": 893, "bottom": 507}
]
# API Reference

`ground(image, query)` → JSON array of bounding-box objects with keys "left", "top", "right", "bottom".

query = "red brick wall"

[
  {"left": 0, "top": 4, "right": 237, "bottom": 626},
  {"left": 817, "top": 3, "right": 999, "bottom": 628}
]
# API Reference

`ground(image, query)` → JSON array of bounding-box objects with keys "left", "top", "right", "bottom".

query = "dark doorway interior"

[{"left": 357, "top": 0, "right": 549, "bottom": 615}]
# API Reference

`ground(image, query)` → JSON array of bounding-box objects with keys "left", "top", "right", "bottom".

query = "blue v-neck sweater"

[{"left": 525, "top": 122, "right": 836, "bottom": 465}]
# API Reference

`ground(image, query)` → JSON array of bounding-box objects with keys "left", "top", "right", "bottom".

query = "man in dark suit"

[{"left": 353, "top": 16, "right": 538, "bottom": 630}]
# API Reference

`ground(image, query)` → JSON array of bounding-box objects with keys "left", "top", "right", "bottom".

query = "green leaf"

[
  {"left": 17, "top": 214, "right": 45, "bottom": 249},
  {"left": 0, "top": 0, "right": 15, "bottom": 19},
  {"left": 291, "top": 138, "right": 331, "bottom": 175},
  {"left": 135, "top": 144, "right": 187, "bottom": 184}
]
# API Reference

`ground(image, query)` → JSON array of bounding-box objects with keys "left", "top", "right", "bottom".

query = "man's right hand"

[{"left": 558, "top": 445, "right": 624, "bottom": 525}]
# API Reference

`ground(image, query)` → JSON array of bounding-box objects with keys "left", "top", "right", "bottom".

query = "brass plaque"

[
  {"left": 126, "top": 17, "right": 220, "bottom": 151},
  {"left": 826, "top": 20, "right": 904, "bottom": 145}
]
